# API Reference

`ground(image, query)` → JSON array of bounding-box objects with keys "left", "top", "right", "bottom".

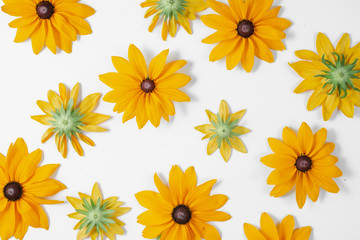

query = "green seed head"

[
  {"left": 210, "top": 113, "right": 241, "bottom": 149},
  {"left": 76, "top": 198, "right": 115, "bottom": 234},
  {"left": 315, "top": 52, "right": 360, "bottom": 98},
  {"left": 49, "top": 99, "right": 84, "bottom": 138},
  {"left": 156, "top": 0, "right": 187, "bottom": 21}
]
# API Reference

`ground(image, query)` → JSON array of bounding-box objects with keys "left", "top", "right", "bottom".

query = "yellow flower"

[
  {"left": 261, "top": 122, "right": 342, "bottom": 209},
  {"left": 141, "top": 0, "right": 207, "bottom": 41},
  {"left": 0, "top": 138, "right": 66, "bottom": 240},
  {"left": 67, "top": 183, "right": 131, "bottom": 240},
  {"left": 201, "top": 0, "right": 291, "bottom": 72},
  {"left": 135, "top": 165, "right": 231, "bottom": 239},
  {"left": 290, "top": 33, "right": 360, "bottom": 121},
  {"left": 1, "top": 0, "right": 95, "bottom": 54},
  {"left": 244, "top": 213, "right": 312, "bottom": 240},
  {"left": 99, "top": 44, "right": 191, "bottom": 129},
  {"left": 195, "top": 100, "right": 250, "bottom": 162},
  {"left": 31, "top": 83, "right": 110, "bottom": 158}
]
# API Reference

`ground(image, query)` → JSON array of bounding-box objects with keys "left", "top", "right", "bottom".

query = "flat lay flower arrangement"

[{"left": 0, "top": 0, "right": 359, "bottom": 239}]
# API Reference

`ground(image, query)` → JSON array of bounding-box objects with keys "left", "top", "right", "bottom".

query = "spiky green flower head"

[
  {"left": 195, "top": 100, "right": 250, "bottom": 162},
  {"left": 210, "top": 113, "right": 241, "bottom": 149},
  {"left": 76, "top": 198, "right": 115, "bottom": 235},
  {"left": 156, "top": 0, "right": 187, "bottom": 21},
  {"left": 316, "top": 52, "right": 360, "bottom": 98},
  {"left": 49, "top": 98, "right": 84, "bottom": 139}
]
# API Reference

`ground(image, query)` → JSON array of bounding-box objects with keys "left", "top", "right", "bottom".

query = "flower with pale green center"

[
  {"left": 77, "top": 198, "right": 115, "bottom": 235},
  {"left": 140, "top": 0, "right": 207, "bottom": 40},
  {"left": 290, "top": 33, "right": 360, "bottom": 121},
  {"left": 49, "top": 99, "right": 84, "bottom": 139},
  {"left": 315, "top": 52, "right": 360, "bottom": 98},
  {"left": 157, "top": 0, "right": 187, "bottom": 21},
  {"left": 67, "top": 183, "right": 131, "bottom": 240},
  {"left": 32, "top": 83, "right": 110, "bottom": 158},
  {"left": 195, "top": 100, "right": 250, "bottom": 162}
]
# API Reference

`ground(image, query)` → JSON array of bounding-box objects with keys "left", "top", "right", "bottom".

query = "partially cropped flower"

[
  {"left": 99, "top": 44, "right": 191, "bottom": 129},
  {"left": 67, "top": 183, "right": 130, "bottom": 240},
  {"left": 261, "top": 122, "right": 342, "bottom": 209},
  {"left": 31, "top": 83, "right": 110, "bottom": 158},
  {"left": 141, "top": 0, "right": 207, "bottom": 40},
  {"left": 1, "top": 0, "right": 95, "bottom": 54},
  {"left": 135, "top": 165, "right": 231, "bottom": 239},
  {"left": 0, "top": 138, "right": 66, "bottom": 240},
  {"left": 201, "top": 0, "right": 291, "bottom": 72},
  {"left": 195, "top": 100, "right": 250, "bottom": 162},
  {"left": 244, "top": 213, "right": 312, "bottom": 240},
  {"left": 290, "top": 33, "right": 360, "bottom": 120}
]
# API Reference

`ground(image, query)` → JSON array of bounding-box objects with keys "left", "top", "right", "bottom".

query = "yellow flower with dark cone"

[
  {"left": 0, "top": 138, "right": 66, "bottom": 240},
  {"left": 99, "top": 44, "right": 191, "bottom": 129},
  {"left": 31, "top": 83, "right": 110, "bottom": 158},
  {"left": 244, "top": 213, "right": 312, "bottom": 240},
  {"left": 195, "top": 100, "right": 250, "bottom": 162},
  {"left": 201, "top": 0, "right": 291, "bottom": 72},
  {"left": 135, "top": 165, "right": 231, "bottom": 239},
  {"left": 141, "top": 0, "right": 207, "bottom": 41},
  {"left": 67, "top": 183, "right": 131, "bottom": 240},
  {"left": 261, "top": 122, "right": 342, "bottom": 209},
  {"left": 1, "top": 0, "right": 95, "bottom": 54},
  {"left": 290, "top": 33, "right": 360, "bottom": 121}
]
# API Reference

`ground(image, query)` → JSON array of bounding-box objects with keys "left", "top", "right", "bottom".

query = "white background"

[{"left": 0, "top": 0, "right": 359, "bottom": 239}]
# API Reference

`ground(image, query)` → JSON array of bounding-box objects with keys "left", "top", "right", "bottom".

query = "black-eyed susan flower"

[
  {"left": 67, "top": 183, "right": 130, "bottom": 240},
  {"left": 0, "top": 138, "right": 66, "bottom": 240},
  {"left": 1, "top": 0, "right": 95, "bottom": 54},
  {"left": 201, "top": 0, "right": 291, "bottom": 72},
  {"left": 31, "top": 83, "right": 110, "bottom": 158},
  {"left": 99, "top": 44, "right": 191, "bottom": 129},
  {"left": 261, "top": 122, "right": 342, "bottom": 209},
  {"left": 141, "top": 0, "right": 207, "bottom": 41},
  {"left": 135, "top": 165, "right": 231, "bottom": 239},
  {"left": 195, "top": 100, "right": 250, "bottom": 162},
  {"left": 244, "top": 213, "right": 312, "bottom": 240},
  {"left": 290, "top": 33, "right": 360, "bottom": 121}
]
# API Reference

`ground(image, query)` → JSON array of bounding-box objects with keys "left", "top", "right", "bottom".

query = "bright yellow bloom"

[
  {"left": 195, "top": 100, "right": 250, "bottom": 162},
  {"left": 141, "top": 0, "right": 207, "bottom": 41},
  {"left": 244, "top": 213, "right": 312, "bottom": 240},
  {"left": 67, "top": 183, "right": 131, "bottom": 240},
  {"left": 261, "top": 122, "right": 342, "bottom": 209},
  {"left": 201, "top": 0, "right": 291, "bottom": 72},
  {"left": 135, "top": 165, "right": 231, "bottom": 240},
  {"left": 100, "top": 44, "right": 191, "bottom": 129},
  {"left": 290, "top": 33, "right": 360, "bottom": 120},
  {"left": 1, "top": 0, "right": 95, "bottom": 54},
  {"left": 31, "top": 83, "right": 110, "bottom": 158},
  {"left": 0, "top": 138, "right": 66, "bottom": 240}
]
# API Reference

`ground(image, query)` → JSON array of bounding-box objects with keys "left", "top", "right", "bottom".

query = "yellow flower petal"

[
  {"left": 278, "top": 215, "right": 295, "bottom": 240},
  {"left": 291, "top": 226, "right": 312, "bottom": 240},
  {"left": 244, "top": 223, "right": 267, "bottom": 240},
  {"left": 149, "top": 49, "right": 169, "bottom": 80},
  {"left": 260, "top": 213, "right": 279, "bottom": 240},
  {"left": 128, "top": 44, "right": 148, "bottom": 79}
]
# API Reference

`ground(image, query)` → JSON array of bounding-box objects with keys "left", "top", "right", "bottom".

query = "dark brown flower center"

[
  {"left": 295, "top": 155, "right": 312, "bottom": 172},
  {"left": 36, "top": 1, "right": 54, "bottom": 19},
  {"left": 237, "top": 20, "right": 254, "bottom": 38},
  {"left": 141, "top": 79, "right": 155, "bottom": 93},
  {"left": 3, "top": 182, "right": 23, "bottom": 201},
  {"left": 172, "top": 205, "right": 191, "bottom": 224}
]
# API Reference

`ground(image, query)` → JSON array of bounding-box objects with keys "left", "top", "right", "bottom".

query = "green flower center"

[
  {"left": 156, "top": 0, "right": 187, "bottom": 20},
  {"left": 76, "top": 198, "right": 115, "bottom": 234},
  {"left": 50, "top": 99, "right": 84, "bottom": 138},
  {"left": 210, "top": 113, "right": 241, "bottom": 148},
  {"left": 316, "top": 52, "right": 360, "bottom": 98}
]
